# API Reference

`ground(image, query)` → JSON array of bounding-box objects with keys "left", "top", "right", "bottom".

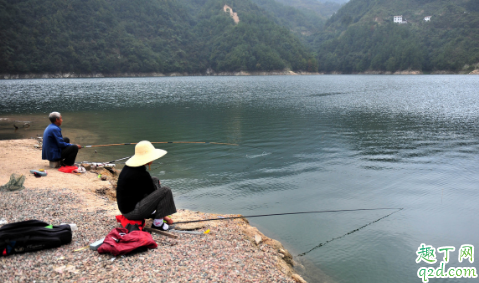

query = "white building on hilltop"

[
  {"left": 424, "top": 16, "right": 432, "bottom": 22},
  {"left": 394, "top": 15, "right": 407, "bottom": 24}
]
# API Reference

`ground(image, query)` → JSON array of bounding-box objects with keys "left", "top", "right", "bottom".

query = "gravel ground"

[{"left": 0, "top": 188, "right": 296, "bottom": 282}]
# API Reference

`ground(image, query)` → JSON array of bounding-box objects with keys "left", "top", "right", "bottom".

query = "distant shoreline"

[
  {"left": 1, "top": 71, "right": 316, "bottom": 80},
  {"left": 2, "top": 69, "right": 478, "bottom": 79}
]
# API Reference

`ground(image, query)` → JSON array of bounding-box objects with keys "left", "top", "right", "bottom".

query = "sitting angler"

[
  {"left": 42, "top": 112, "right": 81, "bottom": 166},
  {"left": 116, "top": 141, "right": 176, "bottom": 230}
]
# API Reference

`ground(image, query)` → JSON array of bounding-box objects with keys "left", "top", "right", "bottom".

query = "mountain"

[
  {"left": 0, "top": 0, "right": 200, "bottom": 74},
  {"left": 249, "top": 0, "right": 326, "bottom": 37},
  {"left": 0, "top": 0, "right": 318, "bottom": 75},
  {"left": 1, "top": 0, "right": 478, "bottom": 75},
  {"left": 181, "top": 0, "right": 318, "bottom": 72},
  {"left": 270, "top": 0, "right": 343, "bottom": 18},
  {"left": 312, "top": 0, "right": 479, "bottom": 73},
  {"left": 320, "top": 0, "right": 349, "bottom": 4}
]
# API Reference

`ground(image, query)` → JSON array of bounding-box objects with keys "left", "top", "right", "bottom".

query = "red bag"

[
  {"left": 58, "top": 165, "right": 78, "bottom": 173},
  {"left": 97, "top": 228, "right": 157, "bottom": 256},
  {"left": 115, "top": 215, "right": 145, "bottom": 231}
]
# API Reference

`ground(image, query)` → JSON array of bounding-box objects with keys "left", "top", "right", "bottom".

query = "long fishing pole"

[
  {"left": 297, "top": 208, "right": 403, "bottom": 257},
  {"left": 76, "top": 155, "right": 132, "bottom": 167},
  {"left": 84, "top": 141, "right": 239, "bottom": 148},
  {"left": 173, "top": 208, "right": 403, "bottom": 224},
  {"left": 81, "top": 141, "right": 269, "bottom": 172}
]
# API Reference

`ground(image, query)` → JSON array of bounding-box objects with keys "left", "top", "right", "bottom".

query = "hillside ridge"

[{"left": 1, "top": 0, "right": 478, "bottom": 75}]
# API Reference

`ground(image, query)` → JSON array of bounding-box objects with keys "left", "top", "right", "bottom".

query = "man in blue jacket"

[{"left": 42, "top": 112, "right": 82, "bottom": 166}]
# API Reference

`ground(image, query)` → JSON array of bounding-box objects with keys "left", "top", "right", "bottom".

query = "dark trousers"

[
  {"left": 123, "top": 177, "right": 177, "bottom": 220},
  {"left": 61, "top": 145, "right": 78, "bottom": 166}
]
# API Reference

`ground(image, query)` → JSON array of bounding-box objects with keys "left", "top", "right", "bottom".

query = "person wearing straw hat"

[{"left": 116, "top": 141, "right": 177, "bottom": 231}]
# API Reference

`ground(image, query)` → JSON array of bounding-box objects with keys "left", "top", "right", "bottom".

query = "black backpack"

[{"left": 0, "top": 220, "right": 72, "bottom": 256}]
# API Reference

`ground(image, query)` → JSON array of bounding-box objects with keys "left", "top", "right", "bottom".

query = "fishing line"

[
  {"left": 105, "top": 155, "right": 131, "bottom": 164},
  {"left": 84, "top": 141, "right": 239, "bottom": 148},
  {"left": 82, "top": 142, "right": 271, "bottom": 174},
  {"left": 173, "top": 208, "right": 403, "bottom": 224},
  {"left": 296, "top": 208, "right": 403, "bottom": 257},
  {"left": 76, "top": 155, "right": 132, "bottom": 167},
  {"left": 82, "top": 141, "right": 238, "bottom": 166}
]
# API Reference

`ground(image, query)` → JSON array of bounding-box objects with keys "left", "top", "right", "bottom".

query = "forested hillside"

[
  {"left": 0, "top": 0, "right": 317, "bottom": 75},
  {"left": 182, "top": 0, "right": 318, "bottom": 72},
  {"left": 321, "top": 0, "right": 349, "bottom": 4},
  {"left": 313, "top": 0, "right": 479, "bottom": 73},
  {"left": 250, "top": 0, "right": 326, "bottom": 37},
  {"left": 1, "top": 0, "right": 478, "bottom": 75},
  {"left": 0, "top": 0, "right": 201, "bottom": 74},
  {"left": 268, "top": 0, "right": 342, "bottom": 18}
]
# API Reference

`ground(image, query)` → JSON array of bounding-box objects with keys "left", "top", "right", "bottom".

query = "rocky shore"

[{"left": 0, "top": 139, "right": 307, "bottom": 282}]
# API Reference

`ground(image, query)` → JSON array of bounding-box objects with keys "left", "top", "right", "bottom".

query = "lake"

[{"left": 1, "top": 75, "right": 478, "bottom": 282}]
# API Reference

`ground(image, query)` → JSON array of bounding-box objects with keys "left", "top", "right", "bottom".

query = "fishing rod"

[
  {"left": 173, "top": 207, "right": 403, "bottom": 224},
  {"left": 84, "top": 141, "right": 239, "bottom": 148},
  {"left": 172, "top": 207, "right": 403, "bottom": 257},
  {"left": 297, "top": 207, "right": 403, "bottom": 257},
  {"left": 76, "top": 155, "right": 132, "bottom": 167},
  {"left": 81, "top": 141, "right": 269, "bottom": 172}
]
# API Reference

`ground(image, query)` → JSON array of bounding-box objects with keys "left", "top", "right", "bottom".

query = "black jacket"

[{"left": 116, "top": 165, "right": 155, "bottom": 214}]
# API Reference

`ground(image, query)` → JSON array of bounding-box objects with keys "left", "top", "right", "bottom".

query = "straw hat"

[{"left": 125, "top": 141, "right": 167, "bottom": 167}]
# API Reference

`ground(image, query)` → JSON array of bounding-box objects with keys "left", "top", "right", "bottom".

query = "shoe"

[
  {"left": 30, "top": 170, "right": 47, "bottom": 176},
  {"left": 164, "top": 216, "right": 174, "bottom": 225},
  {"left": 151, "top": 222, "right": 169, "bottom": 231}
]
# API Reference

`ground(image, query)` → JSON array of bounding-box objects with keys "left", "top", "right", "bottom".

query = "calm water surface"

[{"left": 1, "top": 75, "right": 478, "bottom": 282}]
